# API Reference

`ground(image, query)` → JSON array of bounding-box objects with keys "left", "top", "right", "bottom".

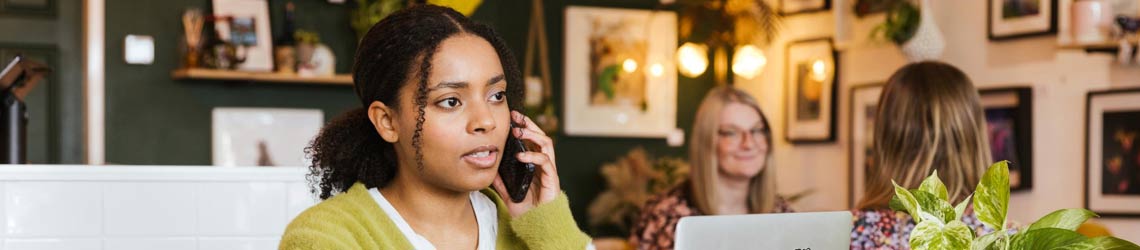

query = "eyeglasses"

[{"left": 717, "top": 127, "right": 769, "bottom": 145}]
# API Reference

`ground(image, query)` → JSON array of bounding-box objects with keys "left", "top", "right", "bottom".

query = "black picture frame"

[
  {"left": 784, "top": 38, "right": 838, "bottom": 144},
  {"left": 780, "top": 0, "right": 831, "bottom": 15},
  {"left": 979, "top": 87, "right": 1034, "bottom": 192},
  {"left": 1084, "top": 87, "right": 1140, "bottom": 217},
  {"left": 0, "top": 0, "right": 56, "bottom": 17},
  {"left": 848, "top": 82, "right": 884, "bottom": 208},
  {"left": 988, "top": 0, "right": 1057, "bottom": 41}
]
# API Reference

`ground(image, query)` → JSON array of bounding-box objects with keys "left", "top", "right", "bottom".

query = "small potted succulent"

[{"left": 890, "top": 161, "right": 1139, "bottom": 249}]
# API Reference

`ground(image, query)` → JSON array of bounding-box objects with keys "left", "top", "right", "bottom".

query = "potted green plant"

[
  {"left": 889, "top": 161, "right": 1140, "bottom": 249},
  {"left": 871, "top": 0, "right": 943, "bottom": 62}
]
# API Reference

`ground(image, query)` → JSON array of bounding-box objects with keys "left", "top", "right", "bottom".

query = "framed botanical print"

[
  {"left": 784, "top": 38, "right": 837, "bottom": 144},
  {"left": 1085, "top": 88, "right": 1140, "bottom": 217},
  {"left": 980, "top": 87, "right": 1034, "bottom": 192},
  {"left": 563, "top": 6, "right": 678, "bottom": 138},
  {"left": 989, "top": 0, "right": 1056, "bottom": 40},
  {"left": 848, "top": 83, "right": 883, "bottom": 208}
]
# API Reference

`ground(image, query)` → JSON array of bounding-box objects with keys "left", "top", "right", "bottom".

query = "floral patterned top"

[
  {"left": 851, "top": 208, "right": 993, "bottom": 250},
  {"left": 628, "top": 181, "right": 794, "bottom": 250}
]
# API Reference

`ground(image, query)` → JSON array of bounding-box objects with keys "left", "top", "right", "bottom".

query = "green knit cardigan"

[{"left": 279, "top": 182, "right": 591, "bottom": 249}]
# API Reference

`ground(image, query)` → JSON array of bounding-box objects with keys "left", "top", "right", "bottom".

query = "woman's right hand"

[{"left": 491, "top": 111, "right": 560, "bottom": 217}]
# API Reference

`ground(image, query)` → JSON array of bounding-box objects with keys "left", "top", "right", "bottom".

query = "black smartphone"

[{"left": 499, "top": 122, "right": 536, "bottom": 203}]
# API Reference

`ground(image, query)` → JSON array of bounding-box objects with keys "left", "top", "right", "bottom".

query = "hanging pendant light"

[
  {"left": 676, "top": 42, "right": 709, "bottom": 78},
  {"left": 731, "top": 44, "right": 766, "bottom": 80}
]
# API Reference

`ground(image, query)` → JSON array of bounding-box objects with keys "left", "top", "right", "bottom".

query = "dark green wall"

[
  {"left": 105, "top": 0, "right": 358, "bottom": 165},
  {"left": 0, "top": 0, "right": 85, "bottom": 164},
  {"left": 105, "top": 0, "right": 716, "bottom": 236}
]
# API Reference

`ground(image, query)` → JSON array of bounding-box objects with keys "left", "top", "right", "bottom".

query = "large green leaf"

[
  {"left": 1052, "top": 236, "right": 1140, "bottom": 250},
  {"left": 919, "top": 170, "right": 950, "bottom": 201},
  {"left": 974, "top": 161, "right": 1010, "bottom": 231},
  {"left": 913, "top": 190, "right": 956, "bottom": 223},
  {"left": 892, "top": 180, "right": 922, "bottom": 222},
  {"left": 911, "top": 219, "right": 973, "bottom": 250},
  {"left": 1027, "top": 209, "right": 1098, "bottom": 232},
  {"left": 1010, "top": 228, "right": 1086, "bottom": 250},
  {"left": 890, "top": 194, "right": 907, "bottom": 212},
  {"left": 955, "top": 194, "right": 973, "bottom": 222},
  {"left": 971, "top": 233, "right": 1003, "bottom": 250}
]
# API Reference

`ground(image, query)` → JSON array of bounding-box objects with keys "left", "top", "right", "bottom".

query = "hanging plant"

[
  {"left": 348, "top": 0, "right": 403, "bottom": 41},
  {"left": 348, "top": 0, "right": 483, "bottom": 41},
  {"left": 676, "top": 0, "right": 783, "bottom": 48},
  {"left": 870, "top": 0, "right": 919, "bottom": 45}
]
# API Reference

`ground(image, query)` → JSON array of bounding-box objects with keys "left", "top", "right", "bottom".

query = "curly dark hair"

[{"left": 305, "top": 4, "right": 525, "bottom": 200}]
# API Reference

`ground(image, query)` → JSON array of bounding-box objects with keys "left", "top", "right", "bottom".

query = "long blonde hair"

[
  {"left": 689, "top": 86, "right": 778, "bottom": 214},
  {"left": 857, "top": 61, "right": 992, "bottom": 209}
]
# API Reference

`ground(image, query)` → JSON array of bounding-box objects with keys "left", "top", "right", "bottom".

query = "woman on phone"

[{"left": 280, "top": 5, "right": 591, "bottom": 249}]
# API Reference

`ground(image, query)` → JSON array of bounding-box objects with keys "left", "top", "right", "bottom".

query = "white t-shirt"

[{"left": 370, "top": 188, "right": 498, "bottom": 250}]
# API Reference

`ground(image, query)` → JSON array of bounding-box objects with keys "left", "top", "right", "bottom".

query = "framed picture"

[
  {"left": 781, "top": 0, "right": 830, "bottom": 15},
  {"left": 988, "top": 0, "right": 1056, "bottom": 40},
  {"left": 212, "top": 108, "right": 323, "bottom": 167},
  {"left": 212, "top": 0, "right": 274, "bottom": 72},
  {"left": 563, "top": 6, "right": 677, "bottom": 138},
  {"left": 0, "top": 0, "right": 55, "bottom": 17},
  {"left": 848, "top": 83, "right": 883, "bottom": 208},
  {"left": 785, "top": 38, "right": 837, "bottom": 143},
  {"left": 1085, "top": 88, "right": 1140, "bottom": 217},
  {"left": 980, "top": 87, "right": 1034, "bottom": 192}
]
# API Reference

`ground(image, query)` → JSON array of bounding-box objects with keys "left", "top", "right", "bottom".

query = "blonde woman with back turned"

[{"left": 850, "top": 61, "right": 995, "bottom": 249}]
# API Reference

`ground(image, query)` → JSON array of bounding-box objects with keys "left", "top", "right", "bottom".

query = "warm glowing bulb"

[
  {"left": 622, "top": 58, "right": 638, "bottom": 73},
  {"left": 676, "top": 42, "right": 708, "bottom": 78},
  {"left": 649, "top": 63, "right": 664, "bottom": 77},
  {"left": 731, "top": 45, "right": 766, "bottom": 79},
  {"left": 811, "top": 59, "right": 828, "bottom": 82}
]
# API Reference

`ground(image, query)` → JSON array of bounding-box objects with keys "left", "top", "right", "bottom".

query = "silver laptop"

[{"left": 674, "top": 211, "right": 853, "bottom": 250}]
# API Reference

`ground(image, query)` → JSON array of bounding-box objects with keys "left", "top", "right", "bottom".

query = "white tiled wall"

[{"left": 0, "top": 166, "right": 316, "bottom": 250}]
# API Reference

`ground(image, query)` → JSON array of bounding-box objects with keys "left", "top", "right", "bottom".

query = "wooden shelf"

[
  {"left": 171, "top": 68, "right": 352, "bottom": 86},
  {"left": 1058, "top": 37, "right": 1140, "bottom": 53},
  {"left": 1058, "top": 42, "right": 1119, "bottom": 50}
]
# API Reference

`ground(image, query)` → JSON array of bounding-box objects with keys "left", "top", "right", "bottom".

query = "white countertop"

[{"left": 0, "top": 165, "right": 308, "bottom": 182}]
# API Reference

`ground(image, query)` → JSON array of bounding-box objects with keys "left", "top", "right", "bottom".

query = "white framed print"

[
  {"left": 563, "top": 6, "right": 677, "bottom": 138},
  {"left": 784, "top": 38, "right": 837, "bottom": 144},
  {"left": 212, "top": 108, "right": 324, "bottom": 167},
  {"left": 212, "top": 0, "right": 275, "bottom": 72}
]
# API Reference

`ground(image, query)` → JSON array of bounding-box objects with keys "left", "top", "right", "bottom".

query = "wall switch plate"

[{"left": 124, "top": 35, "right": 154, "bottom": 65}]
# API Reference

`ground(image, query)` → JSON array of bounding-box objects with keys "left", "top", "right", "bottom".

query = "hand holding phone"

[
  {"left": 493, "top": 111, "right": 560, "bottom": 216},
  {"left": 499, "top": 122, "right": 536, "bottom": 203}
]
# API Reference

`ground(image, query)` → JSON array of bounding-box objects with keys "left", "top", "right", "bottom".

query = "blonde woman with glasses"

[
  {"left": 851, "top": 61, "right": 995, "bottom": 249},
  {"left": 629, "top": 86, "right": 792, "bottom": 250}
]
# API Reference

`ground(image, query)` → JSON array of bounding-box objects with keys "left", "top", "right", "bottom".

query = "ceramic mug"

[{"left": 1072, "top": 0, "right": 1114, "bottom": 44}]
